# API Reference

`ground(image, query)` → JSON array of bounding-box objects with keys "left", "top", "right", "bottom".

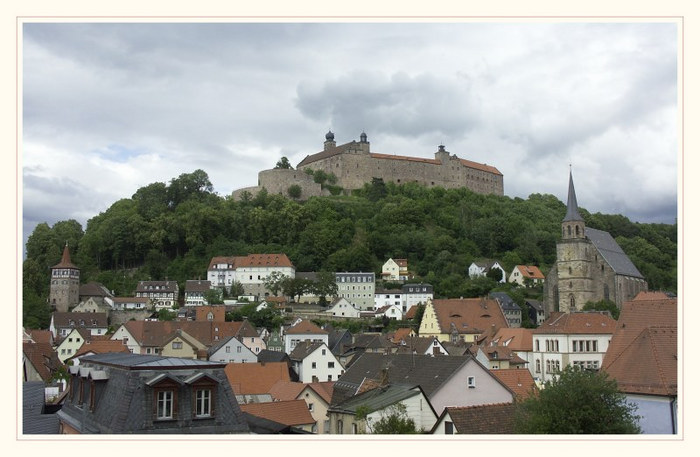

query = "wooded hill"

[{"left": 23, "top": 169, "right": 677, "bottom": 328}]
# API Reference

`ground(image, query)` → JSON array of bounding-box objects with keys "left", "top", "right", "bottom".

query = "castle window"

[
  {"left": 567, "top": 226, "right": 572, "bottom": 236},
  {"left": 575, "top": 225, "right": 580, "bottom": 236}
]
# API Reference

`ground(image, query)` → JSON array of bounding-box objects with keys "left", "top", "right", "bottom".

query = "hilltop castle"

[{"left": 233, "top": 131, "right": 504, "bottom": 200}]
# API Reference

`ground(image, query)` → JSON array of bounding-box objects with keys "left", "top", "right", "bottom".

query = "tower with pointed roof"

[
  {"left": 49, "top": 243, "right": 81, "bottom": 312},
  {"left": 543, "top": 171, "right": 648, "bottom": 314}
]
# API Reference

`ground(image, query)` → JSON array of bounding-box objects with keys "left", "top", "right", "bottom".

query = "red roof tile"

[
  {"left": 286, "top": 319, "right": 327, "bottom": 335},
  {"left": 52, "top": 244, "right": 79, "bottom": 269},
  {"left": 239, "top": 399, "right": 315, "bottom": 427},
  {"left": 491, "top": 369, "right": 537, "bottom": 400},
  {"left": 515, "top": 265, "right": 545, "bottom": 280},
  {"left": 533, "top": 312, "right": 616, "bottom": 335},
  {"left": 432, "top": 298, "right": 508, "bottom": 335},
  {"left": 487, "top": 328, "right": 534, "bottom": 351},
  {"left": 225, "top": 362, "right": 291, "bottom": 395}
]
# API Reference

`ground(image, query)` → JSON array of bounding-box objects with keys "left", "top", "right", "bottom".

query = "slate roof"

[
  {"left": 602, "top": 295, "right": 677, "bottom": 396},
  {"left": 331, "top": 353, "right": 473, "bottom": 406},
  {"left": 431, "top": 298, "right": 509, "bottom": 335},
  {"left": 288, "top": 341, "right": 325, "bottom": 361},
  {"left": 329, "top": 384, "right": 425, "bottom": 415},
  {"left": 585, "top": 227, "right": 644, "bottom": 278},
  {"left": 135, "top": 280, "right": 178, "bottom": 293},
  {"left": 23, "top": 382, "right": 60, "bottom": 434},
  {"left": 285, "top": 319, "right": 327, "bottom": 335},
  {"left": 437, "top": 403, "right": 516, "bottom": 434},
  {"left": 185, "top": 279, "right": 211, "bottom": 293},
  {"left": 23, "top": 342, "right": 62, "bottom": 382},
  {"left": 524, "top": 299, "right": 544, "bottom": 311},
  {"left": 239, "top": 400, "right": 315, "bottom": 427},
  {"left": 79, "top": 281, "right": 113, "bottom": 298},
  {"left": 489, "top": 292, "right": 521, "bottom": 312},
  {"left": 225, "top": 362, "right": 291, "bottom": 395},
  {"left": 491, "top": 369, "right": 537, "bottom": 400},
  {"left": 563, "top": 170, "right": 583, "bottom": 222},
  {"left": 394, "top": 336, "right": 440, "bottom": 355},
  {"left": 58, "top": 353, "right": 247, "bottom": 434},
  {"left": 256, "top": 349, "right": 291, "bottom": 364},
  {"left": 533, "top": 312, "right": 616, "bottom": 335}
]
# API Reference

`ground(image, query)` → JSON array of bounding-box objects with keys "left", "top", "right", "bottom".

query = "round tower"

[{"left": 323, "top": 130, "right": 336, "bottom": 151}]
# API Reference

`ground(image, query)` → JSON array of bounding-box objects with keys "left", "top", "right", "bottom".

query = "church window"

[{"left": 569, "top": 295, "right": 575, "bottom": 308}]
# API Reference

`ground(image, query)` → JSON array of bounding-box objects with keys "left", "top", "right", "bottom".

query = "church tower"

[
  {"left": 49, "top": 243, "right": 80, "bottom": 312},
  {"left": 555, "top": 171, "right": 594, "bottom": 312}
]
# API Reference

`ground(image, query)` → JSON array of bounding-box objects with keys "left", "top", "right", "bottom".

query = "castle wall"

[{"left": 231, "top": 169, "right": 329, "bottom": 201}]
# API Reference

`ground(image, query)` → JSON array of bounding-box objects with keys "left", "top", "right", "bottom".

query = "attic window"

[{"left": 467, "top": 376, "right": 476, "bottom": 388}]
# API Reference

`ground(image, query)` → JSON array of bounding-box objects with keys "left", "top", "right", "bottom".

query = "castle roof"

[
  {"left": 563, "top": 170, "right": 583, "bottom": 222},
  {"left": 52, "top": 244, "right": 78, "bottom": 269}
]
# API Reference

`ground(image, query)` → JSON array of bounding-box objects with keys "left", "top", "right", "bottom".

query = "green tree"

[
  {"left": 486, "top": 267, "right": 504, "bottom": 282},
  {"left": 263, "top": 271, "right": 287, "bottom": 296},
  {"left": 312, "top": 271, "right": 338, "bottom": 306},
  {"left": 515, "top": 366, "right": 640, "bottom": 434},
  {"left": 204, "top": 288, "right": 224, "bottom": 305},
  {"left": 229, "top": 281, "right": 245, "bottom": 298},
  {"left": 275, "top": 157, "right": 293, "bottom": 169},
  {"left": 356, "top": 403, "right": 420, "bottom": 434},
  {"left": 282, "top": 277, "right": 312, "bottom": 302},
  {"left": 287, "top": 184, "right": 302, "bottom": 199},
  {"left": 583, "top": 299, "right": 620, "bottom": 319}
]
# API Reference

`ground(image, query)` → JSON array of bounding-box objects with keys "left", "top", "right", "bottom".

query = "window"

[
  {"left": 467, "top": 376, "right": 476, "bottom": 388},
  {"left": 156, "top": 390, "right": 174, "bottom": 419},
  {"left": 328, "top": 361, "right": 335, "bottom": 368},
  {"left": 444, "top": 421, "right": 454, "bottom": 434},
  {"left": 308, "top": 403, "right": 314, "bottom": 412},
  {"left": 337, "top": 420, "right": 343, "bottom": 434},
  {"left": 312, "top": 362, "right": 317, "bottom": 369},
  {"left": 328, "top": 375, "right": 333, "bottom": 381},
  {"left": 172, "top": 342, "right": 183, "bottom": 350},
  {"left": 237, "top": 346, "right": 242, "bottom": 353},
  {"left": 352, "top": 423, "right": 358, "bottom": 434},
  {"left": 195, "top": 389, "right": 212, "bottom": 417},
  {"left": 225, "top": 346, "right": 231, "bottom": 353},
  {"left": 535, "top": 359, "right": 541, "bottom": 373}
]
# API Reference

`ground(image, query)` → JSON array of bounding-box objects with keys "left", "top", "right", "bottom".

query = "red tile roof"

[
  {"left": 225, "top": 362, "right": 291, "bottom": 395},
  {"left": 23, "top": 342, "right": 62, "bottom": 382},
  {"left": 602, "top": 295, "right": 677, "bottom": 396},
  {"left": 121, "top": 320, "right": 244, "bottom": 347},
  {"left": 370, "top": 153, "right": 440, "bottom": 165},
  {"left": 208, "top": 254, "right": 294, "bottom": 270},
  {"left": 515, "top": 265, "right": 545, "bottom": 280},
  {"left": 459, "top": 158, "right": 503, "bottom": 176},
  {"left": 72, "top": 340, "right": 131, "bottom": 358},
  {"left": 491, "top": 369, "right": 537, "bottom": 400},
  {"left": 442, "top": 403, "right": 515, "bottom": 434},
  {"left": 239, "top": 399, "right": 315, "bottom": 427},
  {"left": 533, "top": 312, "right": 616, "bottom": 335},
  {"left": 487, "top": 328, "right": 534, "bottom": 352},
  {"left": 286, "top": 319, "right": 327, "bottom": 335},
  {"left": 431, "top": 298, "right": 508, "bottom": 335},
  {"left": 52, "top": 244, "right": 78, "bottom": 269},
  {"left": 28, "top": 329, "right": 53, "bottom": 345}
]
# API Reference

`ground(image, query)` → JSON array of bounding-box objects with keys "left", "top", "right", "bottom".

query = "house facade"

[
  {"left": 531, "top": 311, "right": 616, "bottom": 383},
  {"left": 289, "top": 341, "right": 344, "bottom": 383},
  {"left": 207, "top": 254, "right": 295, "bottom": 298},
  {"left": 335, "top": 272, "right": 375, "bottom": 311},
  {"left": 401, "top": 283, "right": 433, "bottom": 313},
  {"left": 283, "top": 319, "right": 329, "bottom": 353},
  {"left": 509, "top": 265, "right": 545, "bottom": 286},
  {"left": 418, "top": 298, "right": 509, "bottom": 344},
  {"left": 325, "top": 297, "right": 362, "bottom": 318},
  {"left": 381, "top": 258, "right": 409, "bottom": 282},
  {"left": 468, "top": 260, "right": 506, "bottom": 283},
  {"left": 184, "top": 280, "right": 212, "bottom": 306},
  {"left": 49, "top": 312, "right": 109, "bottom": 340},
  {"left": 135, "top": 281, "right": 179, "bottom": 310},
  {"left": 208, "top": 336, "right": 258, "bottom": 364}
]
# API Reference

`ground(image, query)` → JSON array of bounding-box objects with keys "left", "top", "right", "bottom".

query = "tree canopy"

[{"left": 514, "top": 366, "right": 641, "bottom": 434}]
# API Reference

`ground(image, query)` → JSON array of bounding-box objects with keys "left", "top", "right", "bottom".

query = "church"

[{"left": 543, "top": 172, "right": 647, "bottom": 313}]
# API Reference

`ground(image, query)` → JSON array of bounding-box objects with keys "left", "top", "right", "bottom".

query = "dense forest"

[{"left": 22, "top": 169, "right": 677, "bottom": 329}]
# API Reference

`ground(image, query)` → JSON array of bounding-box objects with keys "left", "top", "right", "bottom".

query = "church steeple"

[
  {"left": 563, "top": 170, "right": 583, "bottom": 222},
  {"left": 561, "top": 170, "right": 585, "bottom": 240}
]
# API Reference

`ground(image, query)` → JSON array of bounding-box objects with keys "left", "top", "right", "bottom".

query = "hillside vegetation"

[{"left": 23, "top": 170, "right": 677, "bottom": 328}]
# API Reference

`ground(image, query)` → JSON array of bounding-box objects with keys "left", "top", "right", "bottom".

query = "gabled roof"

[
  {"left": 239, "top": 400, "right": 315, "bottom": 427},
  {"left": 28, "top": 329, "right": 53, "bottom": 345},
  {"left": 207, "top": 256, "right": 238, "bottom": 270},
  {"left": 431, "top": 298, "right": 508, "bottom": 335},
  {"left": 112, "top": 296, "right": 149, "bottom": 304},
  {"left": 71, "top": 340, "right": 131, "bottom": 358},
  {"left": 487, "top": 328, "right": 534, "bottom": 352},
  {"left": 533, "top": 312, "right": 616, "bottom": 335},
  {"left": 602, "top": 295, "right": 677, "bottom": 396},
  {"left": 491, "top": 369, "right": 537, "bottom": 400},
  {"left": 52, "top": 243, "right": 78, "bottom": 269},
  {"left": 390, "top": 327, "right": 415, "bottom": 344},
  {"left": 330, "top": 384, "right": 427, "bottom": 415},
  {"left": 23, "top": 342, "right": 62, "bottom": 382},
  {"left": 331, "top": 353, "right": 473, "bottom": 406},
  {"left": 256, "top": 349, "right": 291, "bottom": 364},
  {"left": 119, "top": 320, "right": 244, "bottom": 347},
  {"left": 436, "top": 403, "right": 516, "bottom": 434},
  {"left": 394, "top": 336, "right": 440, "bottom": 355},
  {"left": 514, "top": 265, "right": 545, "bottom": 280},
  {"left": 524, "top": 299, "right": 544, "bottom": 311},
  {"left": 185, "top": 280, "right": 211, "bottom": 293},
  {"left": 225, "top": 362, "right": 291, "bottom": 395},
  {"left": 268, "top": 380, "right": 334, "bottom": 404},
  {"left": 79, "top": 281, "right": 112, "bottom": 298},
  {"left": 52, "top": 312, "right": 108, "bottom": 328},
  {"left": 135, "top": 280, "right": 178, "bottom": 293},
  {"left": 235, "top": 253, "right": 294, "bottom": 268},
  {"left": 585, "top": 228, "right": 644, "bottom": 278},
  {"left": 288, "top": 341, "right": 326, "bottom": 361},
  {"left": 458, "top": 158, "right": 503, "bottom": 176},
  {"left": 285, "top": 319, "right": 327, "bottom": 335}
]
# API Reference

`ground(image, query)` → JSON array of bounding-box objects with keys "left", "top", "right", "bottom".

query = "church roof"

[
  {"left": 563, "top": 170, "right": 583, "bottom": 222},
  {"left": 585, "top": 227, "right": 644, "bottom": 278}
]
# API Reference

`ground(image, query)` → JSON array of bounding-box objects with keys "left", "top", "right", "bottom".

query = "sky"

[{"left": 21, "top": 21, "right": 679, "bottom": 252}]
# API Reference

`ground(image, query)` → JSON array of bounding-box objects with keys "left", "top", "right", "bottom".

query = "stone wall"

[
  {"left": 231, "top": 168, "right": 329, "bottom": 201},
  {"left": 109, "top": 310, "right": 152, "bottom": 327}
]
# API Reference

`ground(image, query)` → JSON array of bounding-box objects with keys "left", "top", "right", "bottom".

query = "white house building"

[
  {"left": 468, "top": 260, "right": 507, "bottom": 283},
  {"left": 531, "top": 311, "right": 616, "bottom": 383},
  {"left": 208, "top": 335, "right": 258, "bottom": 363},
  {"left": 381, "top": 258, "right": 409, "bottom": 282},
  {"left": 289, "top": 341, "right": 344, "bottom": 383},
  {"left": 336, "top": 272, "right": 375, "bottom": 311},
  {"left": 401, "top": 283, "right": 433, "bottom": 313},
  {"left": 184, "top": 280, "right": 212, "bottom": 306},
  {"left": 134, "top": 280, "right": 179, "bottom": 310},
  {"left": 508, "top": 265, "right": 545, "bottom": 286},
  {"left": 326, "top": 298, "right": 362, "bottom": 318},
  {"left": 207, "top": 253, "right": 295, "bottom": 298},
  {"left": 283, "top": 319, "right": 329, "bottom": 354}
]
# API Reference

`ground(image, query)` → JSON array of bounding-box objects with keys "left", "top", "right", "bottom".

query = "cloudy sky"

[{"left": 21, "top": 21, "right": 678, "bottom": 251}]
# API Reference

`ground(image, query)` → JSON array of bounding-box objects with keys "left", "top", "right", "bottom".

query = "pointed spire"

[
  {"left": 563, "top": 170, "right": 583, "bottom": 222},
  {"left": 53, "top": 242, "right": 79, "bottom": 269}
]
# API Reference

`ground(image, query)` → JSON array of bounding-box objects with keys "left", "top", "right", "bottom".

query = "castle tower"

[
  {"left": 359, "top": 131, "right": 370, "bottom": 153},
  {"left": 49, "top": 243, "right": 80, "bottom": 312},
  {"left": 323, "top": 130, "right": 336, "bottom": 151},
  {"left": 555, "top": 171, "right": 593, "bottom": 312},
  {"left": 435, "top": 144, "right": 450, "bottom": 163}
]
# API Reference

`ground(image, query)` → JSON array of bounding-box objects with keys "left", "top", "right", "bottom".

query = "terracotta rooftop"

[
  {"left": 23, "top": 342, "right": 62, "bottom": 382},
  {"left": 487, "top": 327, "right": 534, "bottom": 352},
  {"left": 491, "top": 369, "right": 537, "bottom": 400},
  {"left": 71, "top": 340, "right": 131, "bottom": 358},
  {"left": 602, "top": 295, "right": 677, "bottom": 396},
  {"left": 225, "top": 362, "right": 291, "bottom": 395},
  {"left": 239, "top": 399, "right": 315, "bottom": 427},
  {"left": 28, "top": 329, "right": 53, "bottom": 345},
  {"left": 431, "top": 298, "right": 508, "bottom": 335},
  {"left": 533, "top": 311, "right": 616, "bottom": 335},
  {"left": 459, "top": 158, "right": 503, "bottom": 176},
  {"left": 514, "top": 265, "right": 545, "bottom": 280},
  {"left": 285, "top": 319, "right": 327, "bottom": 335},
  {"left": 120, "top": 320, "right": 244, "bottom": 347},
  {"left": 370, "top": 152, "right": 440, "bottom": 165},
  {"left": 52, "top": 244, "right": 79, "bottom": 269}
]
